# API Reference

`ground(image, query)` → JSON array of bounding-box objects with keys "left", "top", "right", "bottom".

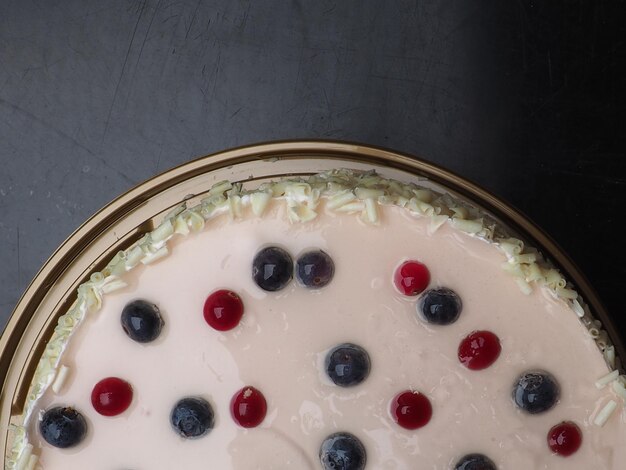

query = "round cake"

[{"left": 5, "top": 169, "right": 626, "bottom": 469}]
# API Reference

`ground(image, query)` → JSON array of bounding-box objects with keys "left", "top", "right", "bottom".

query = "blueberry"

[
  {"left": 252, "top": 246, "right": 293, "bottom": 292},
  {"left": 319, "top": 432, "right": 366, "bottom": 470},
  {"left": 454, "top": 453, "right": 497, "bottom": 470},
  {"left": 39, "top": 406, "right": 88, "bottom": 448},
  {"left": 513, "top": 370, "right": 560, "bottom": 414},
  {"left": 418, "top": 287, "right": 462, "bottom": 325},
  {"left": 170, "top": 397, "right": 214, "bottom": 439},
  {"left": 296, "top": 250, "right": 335, "bottom": 288},
  {"left": 121, "top": 299, "right": 164, "bottom": 343},
  {"left": 325, "top": 343, "right": 371, "bottom": 387}
]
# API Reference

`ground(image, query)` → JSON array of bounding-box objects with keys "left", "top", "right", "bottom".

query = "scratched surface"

[{"left": 0, "top": 1, "right": 625, "bottom": 341}]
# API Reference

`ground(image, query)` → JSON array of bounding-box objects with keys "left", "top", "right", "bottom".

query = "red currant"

[
  {"left": 390, "top": 390, "right": 432, "bottom": 430},
  {"left": 458, "top": 330, "right": 502, "bottom": 370},
  {"left": 231, "top": 386, "right": 267, "bottom": 428},
  {"left": 203, "top": 289, "right": 244, "bottom": 331},
  {"left": 394, "top": 261, "right": 430, "bottom": 296},
  {"left": 548, "top": 421, "right": 582, "bottom": 456},
  {"left": 91, "top": 377, "right": 133, "bottom": 416}
]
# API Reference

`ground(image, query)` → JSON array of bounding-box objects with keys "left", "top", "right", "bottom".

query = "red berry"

[
  {"left": 203, "top": 289, "right": 244, "bottom": 331},
  {"left": 390, "top": 390, "right": 432, "bottom": 430},
  {"left": 91, "top": 377, "right": 133, "bottom": 416},
  {"left": 231, "top": 386, "right": 267, "bottom": 428},
  {"left": 458, "top": 330, "right": 502, "bottom": 370},
  {"left": 548, "top": 421, "right": 582, "bottom": 456},
  {"left": 394, "top": 261, "right": 430, "bottom": 296}
]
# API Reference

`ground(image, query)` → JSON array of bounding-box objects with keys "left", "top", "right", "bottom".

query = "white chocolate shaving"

[
  {"left": 594, "top": 400, "right": 618, "bottom": 427},
  {"left": 15, "top": 443, "right": 32, "bottom": 470},
  {"left": 140, "top": 246, "right": 169, "bottom": 265},
  {"left": 544, "top": 268, "right": 566, "bottom": 289},
  {"left": 407, "top": 198, "right": 435, "bottom": 216},
  {"left": 201, "top": 193, "right": 226, "bottom": 209},
  {"left": 325, "top": 181, "right": 347, "bottom": 193},
  {"left": 125, "top": 246, "right": 144, "bottom": 269},
  {"left": 502, "top": 262, "right": 525, "bottom": 278},
  {"left": 364, "top": 198, "right": 378, "bottom": 224},
  {"left": 326, "top": 191, "right": 357, "bottom": 209},
  {"left": 228, "top": 194, "right": 243, "bottom": 218},
  {"left": 512, "top": 253, "right": 537, "bottom": 264},
  {"left": 412, "top": 189, "right": 433, "bottom": 203},
  {"left": 524, "top": 263, "right": 543, "bottom": 282},
  {"left": 515, "top": 278, "right": 533, "bottom": 295},
  {"left": 51, "top": 365, "right": 70, "bottom": 394},
  {"left": 250, "top": 192, "right": 271, "bottom": 216},
  {"left": 287, "top": 205, "right": 317, "bottom": 223},
  {"left": 355, "top": 187, "right": 384, "bottom": 200},
  {"left": 596, "top": 370, "right": 620, "bottom": 389},
  {"left": 335, "top": 202, "right": 365, "bottom": 213},
  {"left": 284, "top": 182, "right": 313, "bottom": 203},
  {"left": 208, "top": 180, "right": 232, "bottom": 196},
  {"left": 555, "top": 287, "right": 578, "bottom": 300},
  {"left": 450, "top": 206, "right": 468, "bottom": 219},
  {"left": 428, "top": 215, "right": 449, "bottom": 235},
  {"left": 186, "top": 211, "right": 205, "bottom": 232},
  {"left": 150, "top": 219, "right": 173, "bottom": 244},
  {"left": 605, "top": 345, "right": 616, "bottom": 369},
  {"left": 101, "top": 278, "right": 128, "bottom": 294},
  {"left": 572, "top": 298, "right": 586, "bottom": 318},
  {"left": 612, "top": 379, "right": 626, "bottom": 400},
  {"left": 450, "top": 218, "right": 484, "bottom": 234},
  {"left": 267, "top": 181, "right": 288, "bottom": 196},
  {"left": 395, "top": 196, "right": 409, "bottom": 207},
  {"left": 174, "top": 214, "right": 190, "bottom": 235},
  {"left": 497, "top": 237, "right": 524, "bottom": 255}
]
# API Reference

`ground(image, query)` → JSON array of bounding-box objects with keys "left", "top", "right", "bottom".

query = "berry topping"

[
  {"left": 319, "top": 432, "right": 366, "bottom": 470},
  {"left": 252, "top": 246, "right": 293, "bottom": 292},
  {"left": 230, "top": 386, "right": 267, "bottom": 428},
  {"left": 39, "top": 406, "right": 88, "bottom": 449},
  {"left": 295, "top": 250, "right": 335, "bottom": 288},
  {"left": 203, "top": 289, "right": 244, "bottom": 331},
  {"left": 170, "top": 397, "right": 215, "bottom": 439},
  {"left": 390, "top": 390, "right": 433, "bottom": 430},
  {"left": 325, "top": 343, "right": 371, "bottom": 387},
  {"left": 458, "top": 330, "right": 502, "bottom": 370},
  {"left": 120, "top": 299, "right": 164, "bottom": 343},
  {"left": 513, "top": 370, "right": 560, "bottom": 414},
  {"left": 91, "top": 377, "right": 133, "bottom": 416},
  {"left": 394, "top": 260, "right": 430, "bottom": 295},
  {"left": 418, "top": 287, "right": 462, "bottom": 325},
  {"left": 454, "top": 453, "right": 497, "bottom": 470},
  {"left": 548, "top": 421, "right": 583, "bottom": 456}
]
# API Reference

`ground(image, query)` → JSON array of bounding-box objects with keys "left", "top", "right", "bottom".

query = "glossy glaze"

[{"left": 31, "top": 202, "right": 624, "bottom": 469}]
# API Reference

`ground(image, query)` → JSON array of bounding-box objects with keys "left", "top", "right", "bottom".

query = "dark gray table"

[{"left": 1, "top": 1, "right": 625, "bottom": 340}]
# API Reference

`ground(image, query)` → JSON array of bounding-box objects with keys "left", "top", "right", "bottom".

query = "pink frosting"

[{"left": 31, "top": 202, "right": 625, "bottom": 469}]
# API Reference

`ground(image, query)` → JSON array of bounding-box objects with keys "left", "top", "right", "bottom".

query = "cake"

[{"left": 5, "top": 169, "right": 626, "bottom": 469}]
